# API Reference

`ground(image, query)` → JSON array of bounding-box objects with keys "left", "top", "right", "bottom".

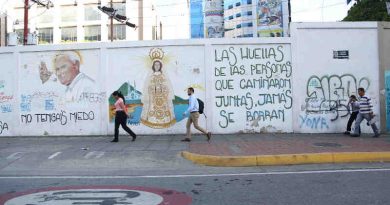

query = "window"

[
  {"left": 38, "top": 28, "right": 53, "bottom": 44},
  {"left": 85, "top": 4, "right": 101, "bottom": 21},
  {"left": 61, "top": 5, "right": 77, "bottom": 22},
  {"left": 61, "top": 27, "right": 77, "bottom": 42},
  {"left": 228, "top": 15, "right": 234, "bottom": 20},
  {"left": 228, "top": 5, "right": 233, "bottom": 9},
  {"left": 247, "top": 0, "right": 252, "bottom": 4},
  {"left": 84, "top": 25, "right": 101, "bottom": 41},
  {"left": 247, "top": 11, "right": 252, "bottom": 16},
  {"left": 236, "top": 24, "right": 241, "bottom": 29},
  {"left": 243, "top": 34, "right": 253, "bottom": 37},
  {"left": 242, "top": 22, "right": 253, "bottom": 27},
  {"left": 37, "top": 7, "right": 53, "bottom": 24},
  {"left": 235, "top": 2, "right": 241, "bottom": 7},
  {"left": 108, "top": 24, "right": 126, "bottom": 40},
  {"left": 236, "top": 13, "right": 241, "bottom": 18}
]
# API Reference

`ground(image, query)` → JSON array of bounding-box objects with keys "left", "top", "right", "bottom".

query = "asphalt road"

[
  {"left": 1, "top": 136, "right": 390, "bottom": 204},
  {"left": 1, "top": 168, "right": 390, "bottom": 205}
]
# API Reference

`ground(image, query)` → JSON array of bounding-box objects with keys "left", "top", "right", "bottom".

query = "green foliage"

[{"left": 343, "top": 0, "right": 390, "bottom": 21}]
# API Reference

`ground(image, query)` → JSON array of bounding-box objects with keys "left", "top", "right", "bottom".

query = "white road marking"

[
  {"left": 6, "top": 152, "right": 24, "bottom": 160},
  {"left": 48, "top": 152, "right": 62, "bottom": 160},
  {"left": 84, "top": 151, "right": 105, "bottom": 159},
  {"left": 0, "top": 168, "right": 389, "bottom": 179}
]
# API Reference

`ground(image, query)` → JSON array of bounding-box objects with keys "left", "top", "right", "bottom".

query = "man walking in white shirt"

[
  {"left": 181, "top": 87, "right": 211, "bottom": 142},
  {"left": 351, "top": 88, "right": 380, "bottom": 138}
]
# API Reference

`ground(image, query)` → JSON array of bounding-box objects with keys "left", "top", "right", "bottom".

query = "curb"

[{"left": 181, "top": 151, "right": 390, "bottom": 167}]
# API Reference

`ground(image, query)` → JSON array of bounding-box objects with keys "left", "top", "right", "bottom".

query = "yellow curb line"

[{"left": 181, "top": 151, "right": 390, "bottom": 167}]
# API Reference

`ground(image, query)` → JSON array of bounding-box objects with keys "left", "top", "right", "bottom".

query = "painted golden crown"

[{"left": 149, "top": 48, "right": 164, "bottom": 61}]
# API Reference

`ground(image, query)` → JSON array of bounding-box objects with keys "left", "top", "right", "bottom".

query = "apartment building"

[{"left": 3, "top": 0, "right": 158, "bottom": 45}]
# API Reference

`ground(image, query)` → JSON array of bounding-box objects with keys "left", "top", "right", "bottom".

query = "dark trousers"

[
  {"left": 346, "top": 111, "right": 358, "bottom": 132},
  {"left": 114, "top": 111, "right": 136, "bottom": 139}
]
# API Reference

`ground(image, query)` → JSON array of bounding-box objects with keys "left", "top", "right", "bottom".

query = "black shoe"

[
  {"left": 132, "top": 135, "right": 137, "bottom": 142},
  {"left": 206, "top": 132, "right": 212, "bottom": 142},
  {"left": 111, "top": 139, "right": 118, "bottom": 142},
  {"left": 373, "top": 134, "right": 380, "bottom": 138},
  {"left": 181, "top": 138, "right": 191, "bottom": 142},
  {"left": 350, "top": 134, "right": 360, "bottom": 137},
  {"left": 343, "top": 131, "right": 350, "bottom": 135}
]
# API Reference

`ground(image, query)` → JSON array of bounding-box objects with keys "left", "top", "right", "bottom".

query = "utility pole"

[
  {"left": 110, "top": 0, "right": 113, "bottom": 42},
  {"left": 288, "top": 0, "right": 291, "bottom": 23},
  {"left": 23, "top": 0, "right": 29, "bottom": 45},
  {"left": 159, "top": 21, "right": 162, "bottom": 40}
]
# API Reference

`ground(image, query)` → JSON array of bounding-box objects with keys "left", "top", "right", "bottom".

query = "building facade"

[
  {"left": 190, "top": 0, "right": 289, "bottom": 38},
  {"left": 190, "top": 0, "right": 204, "bottom": 38},
  {"left": 3, "top": 0, "right": 158, "bottom": 45},
  {"left": 0, "top": 13, "right": 6, "bottom": 46}
]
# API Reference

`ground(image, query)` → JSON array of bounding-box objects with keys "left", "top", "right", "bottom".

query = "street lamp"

[{"left": 97, "top": 5, "right": 137, "bottom": 41}]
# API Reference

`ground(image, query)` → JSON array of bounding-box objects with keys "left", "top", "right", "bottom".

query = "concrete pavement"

[
  {"left": 182, "top": 133, "right": 390, "bottom": 166},
  {"left": 0, "top": 133, "right": 389, "bottom": 172}
]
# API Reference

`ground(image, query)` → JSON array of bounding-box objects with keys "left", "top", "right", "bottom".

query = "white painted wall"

[
  {"left": 210, "top": 40, "right": 293, "bottom": 133},
  {"left": 291, "top": 22, "right": 381, "bottom": 133},
  {"left": 0, "top": 22, "right": 387, "bottom": 136},
  {"left": 0, "top": 52, "right": 16, "bottom": 136}
]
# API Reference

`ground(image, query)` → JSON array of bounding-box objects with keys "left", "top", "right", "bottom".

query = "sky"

[{"left": 291, "top": 0, "right": 352, "bottom": 22}]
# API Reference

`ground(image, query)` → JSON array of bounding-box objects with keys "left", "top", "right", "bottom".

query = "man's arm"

[{"left": 184, "top": 96, "right": 194, "bottom": 115}]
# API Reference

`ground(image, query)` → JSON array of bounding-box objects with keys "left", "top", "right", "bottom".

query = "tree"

[{"left": 343, "top": 0, "right": 390, "bottom": 21}]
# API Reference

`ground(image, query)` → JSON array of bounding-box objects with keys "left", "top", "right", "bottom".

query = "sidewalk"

[
  {"left": 182, "top": 133, "right": 390, "bottom": 167},
  {"left": 1, "top": 133, "right": 389, "bottom": 170}
]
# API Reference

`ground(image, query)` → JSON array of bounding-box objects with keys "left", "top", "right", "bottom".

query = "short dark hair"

[
  {"left": 350, "top": 95, "right": 356, "bottom": 99},
  {"left": 188, "top": 87, "right": 194, "bottom": 93},
  {"left": 358, "top": 88, "right": 365, "bottom": 92}
]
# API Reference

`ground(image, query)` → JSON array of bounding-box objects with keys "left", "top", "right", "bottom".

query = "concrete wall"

[
  {"left": 0, "top": 22, "right": 387, "bottom": 137},
  {"left": 291, "top": 22, "right": 381, "bottom": 133}
]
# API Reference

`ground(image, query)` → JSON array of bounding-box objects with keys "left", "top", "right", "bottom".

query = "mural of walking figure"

[
  {"left": 141, "top": 48, "right": 176, "bottom": 128},
  {"left": 351, "top": 88, "right": 380, "bottom": 138}
]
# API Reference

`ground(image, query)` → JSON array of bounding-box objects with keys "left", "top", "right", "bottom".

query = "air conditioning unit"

[{"left": 7, "top": 32, "right": 18, "bottom": 46}]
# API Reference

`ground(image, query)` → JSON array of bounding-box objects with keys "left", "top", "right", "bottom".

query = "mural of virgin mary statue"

[{"left": 141, "top": 48, "right": 176, "bottom": 128}]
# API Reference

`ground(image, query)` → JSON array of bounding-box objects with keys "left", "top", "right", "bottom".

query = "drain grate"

[{"left": 313, "top": 142, "right": 343, "bottom": 148}]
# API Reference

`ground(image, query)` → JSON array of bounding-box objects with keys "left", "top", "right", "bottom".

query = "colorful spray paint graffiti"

[
  {"left": 305, "top": 74, "right": 370, "bottom": 121},
  {"left": 301, "top": 74, "right": 370, "bottom": 131},
  {"left": 0, "top": 54, "right": 15, "bottom": 136}
]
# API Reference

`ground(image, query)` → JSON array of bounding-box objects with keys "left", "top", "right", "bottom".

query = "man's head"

[
  {"left": 358, "top": 88, "right": 365, "bottom": 97},
  {"left": 54, "top": 51, "right": 81, "bottom": 86},
  {"left": 187, "top": 87, "right": 194, "bottom": 96}
]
